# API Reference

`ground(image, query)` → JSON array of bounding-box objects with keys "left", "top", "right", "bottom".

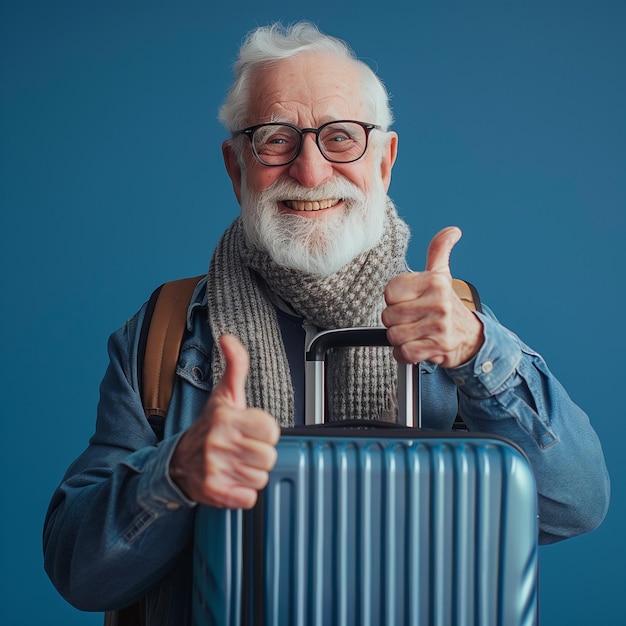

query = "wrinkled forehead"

[{"left": 246, "top": 52, "right": 368, "bottom": 126}]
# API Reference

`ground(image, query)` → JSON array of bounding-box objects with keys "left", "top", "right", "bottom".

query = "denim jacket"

[{"left": 43, "top": 277, "right": 610, "bottom": 624}]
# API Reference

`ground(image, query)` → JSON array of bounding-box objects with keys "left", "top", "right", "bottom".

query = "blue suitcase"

[{"left": 192, "top": 329, "right": 539, "bottom": 626}]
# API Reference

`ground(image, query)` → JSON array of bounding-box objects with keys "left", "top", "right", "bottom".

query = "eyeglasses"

[{"left": 232, "top": 120, "right": 381, "bottom": 166}]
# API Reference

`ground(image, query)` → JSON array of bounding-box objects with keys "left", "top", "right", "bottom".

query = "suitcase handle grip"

[
  {"left": 304, "top": 327, "right": 420, "bottom": 428},
  {"left": 305, "top": 327, "right": 390, "bottom": 361}
]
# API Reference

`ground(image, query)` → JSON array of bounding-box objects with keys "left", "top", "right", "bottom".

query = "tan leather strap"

[
  {"left": 452, "top": 278, "right": 481, "bottom": 312},
  {"left": 142, "top": 276, "right": 203, "bottom": 419}
]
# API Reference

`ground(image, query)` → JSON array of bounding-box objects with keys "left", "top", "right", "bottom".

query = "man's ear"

[
  {"left": 222, "top": 140, "right": 242, "bottom": 203},
  {"left": 380, "top": 132, "right": 398, "bottom": 192}
]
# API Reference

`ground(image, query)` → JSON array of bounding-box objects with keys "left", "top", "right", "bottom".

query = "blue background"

[{"left": 1, "top": 1, "right": 624, "bottom": 624}]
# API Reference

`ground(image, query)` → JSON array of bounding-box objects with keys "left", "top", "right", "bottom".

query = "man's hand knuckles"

[
  {"left": 204, "top": 469, "right": 248, "bottom": 499},
  {"left": 385, "top": 273, "right": 421, "bottom": 304},
  {"left": 242, "top": 410, "right": 281, "bottom": 444},
  {"left": 265, "top": 445, "right": 278, "bottom": 469},
  {"left": 392, "top": 340, "right": 423, "bottom": 365},
  {"left": 213, "top": 486, "right": 258, "bottom": 510},
  {"left": 385, "top": 322, "right": 416, "bottom": 347},
  {"left": 234, "top": 491, "right": 259, "bottom": 510},
  {"left": 244, "top": 469, "right": 271, "bottom": 491}
]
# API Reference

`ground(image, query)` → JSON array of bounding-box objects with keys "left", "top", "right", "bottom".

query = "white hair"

[{"left": 218, "top": 21, "right": 394, "bottom": 135}]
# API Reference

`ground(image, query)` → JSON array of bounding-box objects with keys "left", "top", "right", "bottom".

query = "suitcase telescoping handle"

[{"left": 304, "top": 327, "right": 421, "bottom": 428}]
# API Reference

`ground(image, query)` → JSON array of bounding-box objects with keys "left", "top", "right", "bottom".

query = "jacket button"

[
  {"left": 191, "top": 366, "right": 203, "bottom": 381},
  {"left": 481, "top": 360, "right": 494, "bottom": 374}
]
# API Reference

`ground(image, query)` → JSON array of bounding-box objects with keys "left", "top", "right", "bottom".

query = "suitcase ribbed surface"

[{"left": 193, "top": 435, "right": 538, "bottom": 626}]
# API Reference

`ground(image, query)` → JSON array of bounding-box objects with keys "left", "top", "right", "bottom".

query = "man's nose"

[{"left": 287, "top": 133, "right": 334, "bottom": 188}]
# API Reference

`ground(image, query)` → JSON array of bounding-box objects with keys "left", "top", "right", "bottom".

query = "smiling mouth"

[{"left": 282, "top": 198, "right": 340, "bottom": 212}]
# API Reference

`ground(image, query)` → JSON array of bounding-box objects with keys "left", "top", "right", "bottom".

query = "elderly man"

[{"left": 44, "top": 21, "right": 609, "bottom": 624}]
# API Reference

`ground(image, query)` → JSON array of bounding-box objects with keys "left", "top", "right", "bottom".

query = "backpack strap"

[
  {"left": 452, "top": 278, "right": 482, "bottom": 313},
  {"left": 451, "top": 278, "right": 482, "bottom": 430},
  {"left": 138, "top": 275, "right": 204, "bottom": 438}
]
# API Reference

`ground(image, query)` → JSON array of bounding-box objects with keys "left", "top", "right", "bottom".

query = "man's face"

[{"left": 223, "top": 51, "right": 398, "bottom": 275}]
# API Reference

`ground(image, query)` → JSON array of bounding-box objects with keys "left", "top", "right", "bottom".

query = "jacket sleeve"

[
  {"left": 446, "top": 306, "right": 610, "bottom": 545},
  {"left": 42, "top": 307, "right": 197, "bottom": 612}
]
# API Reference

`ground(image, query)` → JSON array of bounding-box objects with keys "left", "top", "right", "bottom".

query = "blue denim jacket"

[{"left": 43, "top": 277, "right": 610, "bottom": 623}]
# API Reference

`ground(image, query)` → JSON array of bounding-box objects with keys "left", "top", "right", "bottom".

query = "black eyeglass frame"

[{"left": 231, "top": 119, "right": 382, "bottom": 166}]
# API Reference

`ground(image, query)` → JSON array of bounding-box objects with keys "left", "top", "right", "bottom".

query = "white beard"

[{"left": 240, "top": 174, "right": 389, "bottom": 277}]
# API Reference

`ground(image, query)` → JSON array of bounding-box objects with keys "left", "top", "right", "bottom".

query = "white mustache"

[{"left": 258, "top": 177, "right": 365, "bottom": 205}]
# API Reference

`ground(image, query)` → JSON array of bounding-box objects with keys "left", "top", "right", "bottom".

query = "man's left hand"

[{"left": 382, "top": 226, "right": 484, "bottom": 368}]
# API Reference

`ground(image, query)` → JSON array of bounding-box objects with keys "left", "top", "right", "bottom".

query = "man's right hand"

[{"left": 169, "top": 334, "right": 281, "bottom": 509}]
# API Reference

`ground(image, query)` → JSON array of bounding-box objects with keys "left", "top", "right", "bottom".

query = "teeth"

[{"left": 284, "top": 199, "right": 338, "bottom": 211}]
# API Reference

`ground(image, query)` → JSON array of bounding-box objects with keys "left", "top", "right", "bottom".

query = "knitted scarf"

[{"left": 206, "top": 201, "right": 410, "bottom": 426}]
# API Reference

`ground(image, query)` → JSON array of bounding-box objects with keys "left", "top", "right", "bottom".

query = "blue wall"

[{"left": 1, "top": 2, "right": 623, "bottom": 624}]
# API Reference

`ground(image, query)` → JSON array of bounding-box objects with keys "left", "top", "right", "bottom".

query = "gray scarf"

[{"left": 206, "top": 202, "right": 410, "bottom": 426}]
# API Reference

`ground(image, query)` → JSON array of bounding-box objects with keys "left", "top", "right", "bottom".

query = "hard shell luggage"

[{"left": 192, "top": 328, "right": 539, "bottom": 626}]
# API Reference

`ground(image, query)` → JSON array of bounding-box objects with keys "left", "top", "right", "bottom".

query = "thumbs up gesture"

[
  {"left": 170, "top": 334, "right": 281, "bottom": 508},
  {"left": 382, "top": 226, "right": 484, "bottom": 368}
]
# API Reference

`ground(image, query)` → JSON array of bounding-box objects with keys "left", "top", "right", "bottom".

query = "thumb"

[
  {"left": 425, "top": 226, "right": 462, "bottom": 274},
  {"left": 215, "top": 334, "right": 249, "bottom": 409}
]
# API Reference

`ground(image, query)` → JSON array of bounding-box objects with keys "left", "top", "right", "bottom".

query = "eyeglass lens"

[{"left": 252, "top": 122, "right": 368, "bottom": 165}]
